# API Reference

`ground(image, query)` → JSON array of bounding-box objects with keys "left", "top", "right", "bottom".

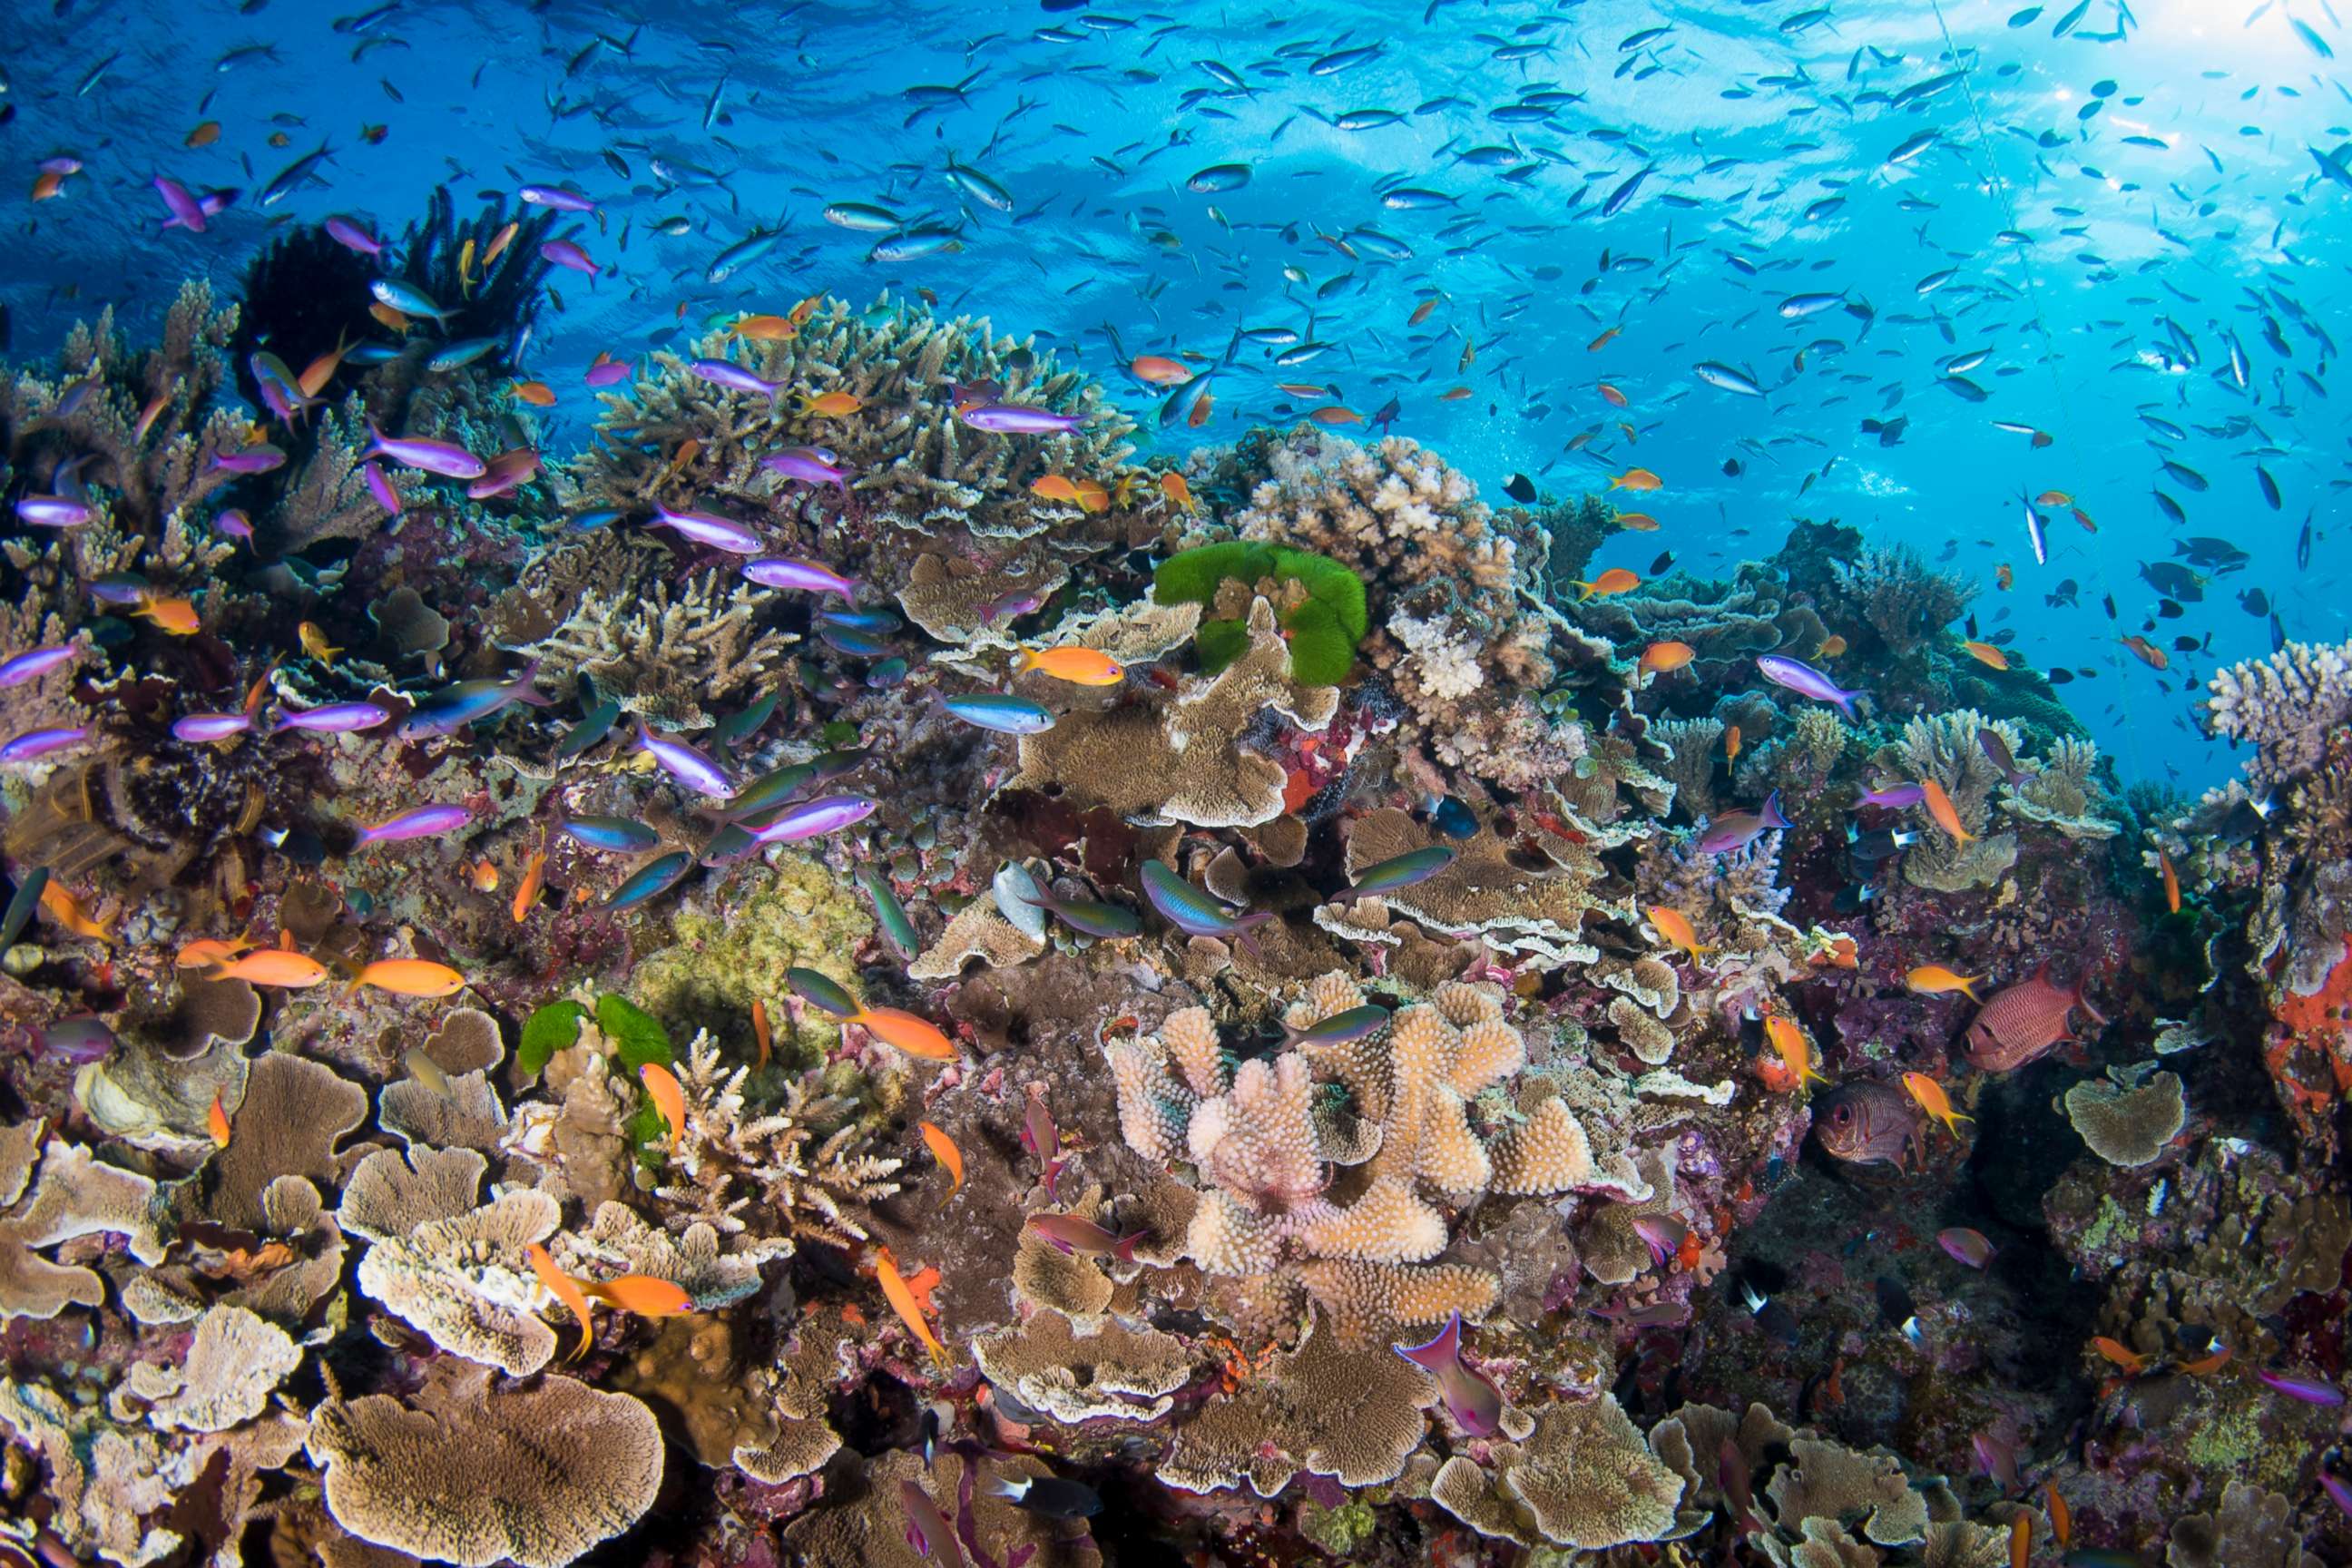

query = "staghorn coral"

[
  {"left": 1880, "top": 710, "right": 2021, "bottom": 892},
  {"left": 650, "top": 1030, "right": 902, "bottom": 1249},
  {"left": 505, "top": 562, "right": 793, "bottom": 730}
]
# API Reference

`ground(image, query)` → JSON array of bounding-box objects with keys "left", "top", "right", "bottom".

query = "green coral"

[
  {"left": 1152, "top": 541, "right": 1368, "bottom": 684},
  {"left": 632, "top": 853, "right": 875, "bottom": 1071},
  {"left": 1298, "top": 1496, "right": 1380, "bottom": 1557}
]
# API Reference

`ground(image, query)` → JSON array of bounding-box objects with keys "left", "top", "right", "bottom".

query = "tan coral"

[
  {"left": 2063, "top": 1069, "right": 2186, "bottom": 1168},
  {"left": 307, "top": 1365, "right": 662, "bottom": 1568},
  {"left": 115, "top": 1304, "right": 300, "bottom": 1434},
  {"left": 206, "top": 1053, "right": 368, "bottom": 1230},
  {"left": 1343, "top": 807, "right": 1618, "bottom": 963},
  {"left": 1429, "top": 1394, "right": 1685, "bottom": 1551},
  {"left": 1006, "top": 596, "right": 1338, "bottom": 827},
  {"left": 354, "top": 1190, "right": 563, "bottom": 1377},
  {"left": 907, "top": 898, "right": 1044, "bottom": 982},
  {"left": 0, "top": 1128, "right": 166, "bottom": 1321},
  {"left": 1161, "top": 1308, "right": 1436, "bottom": 1496},
  {"left": 336, "top": 1145, "right": 488, "bottom": 1243},
  {"left": 973, "top": 1309, "right": 1193, "bottom": 1425}
]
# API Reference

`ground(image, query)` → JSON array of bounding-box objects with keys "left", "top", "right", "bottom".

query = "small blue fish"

[
  {"left": 1140, "top": 859, "right": 1272, "bottom": 948},
  {"left": 398, "top": 662, "right": 555, "bottom": 739},
  {"left": 856, "top": 866, "right": 920, "bottom": 962},
  {"left": 603, "top": 850, "right": 692, "bottom": 910},
  {"left": 943, "top": 692, "right": 1054, "bottom": 734},
  {"left": 559, "top": 816, "right": 661, "bottom": 853}
]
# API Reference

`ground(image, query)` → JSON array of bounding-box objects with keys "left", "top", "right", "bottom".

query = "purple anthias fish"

[
  {"left": 1393, "top": 1311, "right": 1504, "bottom": 1437},
  {"left": 1857, "top": 783, "right": 1926, "bottom": 809},
  {"left": 635, "top": 723, "right": 735, "bottom": 799},
  {"left": 519, "top": 183, "right": 597, "bottom": 212},
  {"left": 689, "top": 358, "right": 783, "bottom": 398},
  {"left": 364, "top": 420, "right": 485, "bottom": 480},
  {"left": 353, "top": 803, "right": 475, "bottom": 847},
  {"left": 153, "top": 175, "right": 209, "bottom": 233},
  {"left": 33, "top": 1014, "right": 114, "bottom": 1065},
  {"left": 1024, "top": 1212, "right": 1145, "bottom": 1262},
  {"left": 1696, "top": 790, "right": 1790, "bottom": 855},
  {"left": 956, "top": 402, "right": 1084, "bottom": 435},
  {"left": 2323, "top": 1472, "right": 2352, "bottom": 1524},
  {"left": 214, "top": 508, "right": 254, "bottom": 542},
  {"left": 273, "top": 701, "right": 393, "bottom": 734},
  {"left": 1972, "top": 1429, "right": 2020, "bottom": 1492},
  {"left": 364, "top": 461, "right": 403, "bottom": 514},
  {"left": 1756, "top": 653, "right": 1866, "bottom": 720},
  {"left": 742, "top": 557, "right": 856, "bottom": 597},
  {"left": 0, "top": 727, "right": 92, "bottom": 762},
  {"left": 0, "top": 646, "right": 74, "bottom": 687},
  {"left": 2252, "top": 1368, "right": 2346, "bottom": 1406},
  {"left": 584, "top": 356, "right": 632, "bottom": 387},
  {"left": 898, "top": 1481, "right": 967, "bottom": 1568},
  {"left": 762, "top": 446, "right": 851, "bottom": 487},
  {"left": 1630, "top": 1212, "right": 1689, "bottom": 1268},
  {"left": 651, "top": 505, "right": 764, "bottom": 554},
  {"left": 324, "top": 215, "right": 381, "bottom": 256},
  {"left": 212, "top": 445, "right": 288, "bottom": 475},
  {"left": 172, "top": 712, "right": 255, "bottom": 742},
  {"left": 750, "top": 795, "right": 877, "bottom": 844},
  {"left": 15, "top": 495, "right": 91, "bottom": 527},
  {"left": 540, "top": 238, "right": 599, "bottom": 277}
]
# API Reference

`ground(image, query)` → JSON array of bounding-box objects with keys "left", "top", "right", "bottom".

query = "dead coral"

[{"left": 113, "top": 1304, "right": 301, "bottom": 1434}]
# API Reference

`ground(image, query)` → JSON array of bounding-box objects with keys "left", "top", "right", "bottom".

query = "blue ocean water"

[{"left": 6, "top": 0, "right": 2343, "bottom": 791}]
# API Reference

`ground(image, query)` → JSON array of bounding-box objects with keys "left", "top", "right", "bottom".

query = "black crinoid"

[
  {"left": 230, "top": 220, "right": 381, "bottom": 414},
  {"left": 388, "top": 186, "right": 560, "bottom": 370}
]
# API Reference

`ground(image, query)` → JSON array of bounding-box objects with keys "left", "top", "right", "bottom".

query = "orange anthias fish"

[
  {"left": 1818, "top": 633, "right": 1847, "bottom": 658},
  {"left": 351, "top": 959, "right": 466, "bottom": 997},
  {"left": 1588, "top": 326, "right": 1622, "bottom": 351},
  {"left": 38, "top": 880, "right": 113, "bottom": 943},
  {"left": 640, "top": 1062, "right": 687, "bottom": 1152},
  {"left": 207, "top": 1092, "right": 233, "bottom": 1149},
  {"left": 511, "top": 848, "right": 548, "bottom": 923},
  {"left": 1764, "top": 1014, "right": 1828, "bottom": 1091},
  {"left": 1438, "top": 386, "right": 1473, "bottom": 401},
  {"left": 1900, "top": 1072, "right": 1973, "bottom": 1136},
  {"left": 1647, "top": 906, "right": 1712, "bottom": 959},
  {"left": 875, "top": 1248, "right": 951, "bottom": 1365},
  {"left": 1408, "top": 296, "right": 1440, "bottom": 326},
  {"left": 481, "top": 220, "right": 520, "bottom": 269},
  {"left": 857, "top": 1007, "right": 956, "bottom": 1061},
  {"left": 1638, "top": 640, "right": 1695, "bottom": 676},
  {"left": 799, "top": 390, "right": 864, "bottom": 417},
  {"left": 1030, "top": 475, "right": 1089, "bottom": 505},
  {"left": 298, "top": 332, "right": 356, "bottom": 399},
  {"left": 751, "top": 999, "right": 773, "bottom": 1071},
  {"left": 1995, "top": 563, "right": 2014, "bottom": 591},
  {"left": 1572, "top": 568, "right": 1642, "bottom": 601},
  {"left": 1725, "top": 724, "right": 1742, "bottom": 765},
  {"left": 1962, "top": 640, "right": 2009, "bottom": 671},
  {"left": 1598, "top": 381, "right": 1630, "bottom": 407},
  {"left": 730, "top": 313, "right": 797, "bottom": 341},
  {"left": 2010, "top": 1514, "right": 2031, "bottom": 1568},
  {"left": 2178, "top": 1346, "right": 2231, "bottom": 1376},
  {"left": 1188, "top": 389, "right": 1213, "bottom": 428},
  {"left": 526, "top": 1243, "right": 597, "bottom": 1361},
  {"left": 1275, "top": 381, "right": 1329, "bottom": 397},
  {"left": 466, "top": 859, "right": 500, "bottom": 894},
  {"left": 178, "top": 934, "right": 257, "bottom": 969},
  {"left": 1614, "top": 510, "right": 1660, "bottom": 531},
  {"left": 1014, "top": 645, "right": 1122, "bottom": 686},
  {"left": 2034, "top": 489, "right": 2073, "bottom": 507},
  {"left": 583, "top": 1274, "right": 696, "bottom": 1317},
  {"left": 209, "top": 948, "right": 330, "bottom": 988},
  {"left": 1161, "top": 471, "right": 1199, "bottom": 513},
  {"left": 1609, "top": 466, "right": 1663, "bottom": 492},
  {"left": 1130, "top": 354, "right": 1193, "bottom": 386},
  {"left": 2044, "top": 1482, "right": 2072, "bottom": 1546},
  {"left": 1918, "top": 778, "right": 1975, "bottom": 843},
  {"left": 1306, "top": 405, "right": 1363, "bottom": 426},
  {"left": 134, "top": 595, "right": 201, "bottom": 635},
  {"left": 916, "top": 1120, "right": 964, "bottom": 1206},
  {"left": 185, "top": 121, "right": 222, "bottom": 148},
  {"left": 1906, "top": 965, "right": 1984, "bottom": 1001},
  {"left": 2090, "top": 1337, "right": 2150, "bottom": 1376},
  {"left": 2119, "top": 634, "right": 2169, "bottom": 671},
  {"left": 512, "top": 379, "right": 558, "bottom": 407},
  {"left": 2158, "top": 849, "right": 2180, "bottom": 915}
]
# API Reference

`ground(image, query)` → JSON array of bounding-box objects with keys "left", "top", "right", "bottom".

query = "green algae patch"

[
  {"left": 1152, "top": 540, "right": 1368, "bottom": 684},
  {"left": 632, "top": 852, "right": 875, "bottom": 1072}
]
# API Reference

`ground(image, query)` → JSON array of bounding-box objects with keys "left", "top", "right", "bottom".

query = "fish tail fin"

[
  {"left": 1112, "top": 1230, "right": 1146, "bottom": 1266},
  {"left": 1392, "top": 1310, "right": 1460, "bottom": 1371}
]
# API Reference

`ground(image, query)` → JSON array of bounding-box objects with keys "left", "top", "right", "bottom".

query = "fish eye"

[{"left": 1833, "top": 1105, "right": 1853, "bottom": 1126}]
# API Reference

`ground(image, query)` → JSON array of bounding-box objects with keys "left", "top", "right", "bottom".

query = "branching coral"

[
  {"left": 651, "top": 1030, "right": 902, "bottom": 1249},
  {"left": 505, "top": 562, "right": 793, "bottom": 729},
  {"left": 1880, "top": 710, "right": 2020, "bottom": 892},
  {"left": 2204, "top": 638, "right": 2352, "bottom": 789},
  {"left": 1838, "top": 544, "right": 1975, "bottom": 657},
  {"left": 1226, "top": 429, "right": 1583, "bottom": 789}
]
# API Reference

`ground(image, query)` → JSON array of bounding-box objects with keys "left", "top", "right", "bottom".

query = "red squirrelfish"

[
  {"left": 1964, "top": 964, "right": 2104, "bottom": 1072},
  {"left": 1812, "top": 1082, "right": 1925, "bottom": 1171}
]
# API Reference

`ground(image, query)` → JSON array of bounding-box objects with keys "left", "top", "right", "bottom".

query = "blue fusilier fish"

[
  {"left": 1018, "top": 883, "right": 1143, "bottom": 939},
  {"left": 1755, "top": 654, "right": 1865, "bottom": 720},
  {"left": 558, "top": 816, "right": 661, "bottom": 853},
  {"left": 856, "top": 866, "right": 920, "bottom": 962},
  {"left": 943, "top": 692, "right": 1054, "bottom": 733},
  {"left": 1140, "top": 859, "right": 1272, "bottom": 953},
  {"left": 635, "top": 723, "right": 734, "bottom": 798},
  {"left": 553, "top": 699, "right": 620, "bottom": 759},
  {"left": 603, "top": 850, "right": 692, "bottom": 910},
  {"left": 0, "top": 867, "right": 52, "bottom": 952},
  {"left": 397, "top": 662, "right": 556, "bottom": 739}
]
